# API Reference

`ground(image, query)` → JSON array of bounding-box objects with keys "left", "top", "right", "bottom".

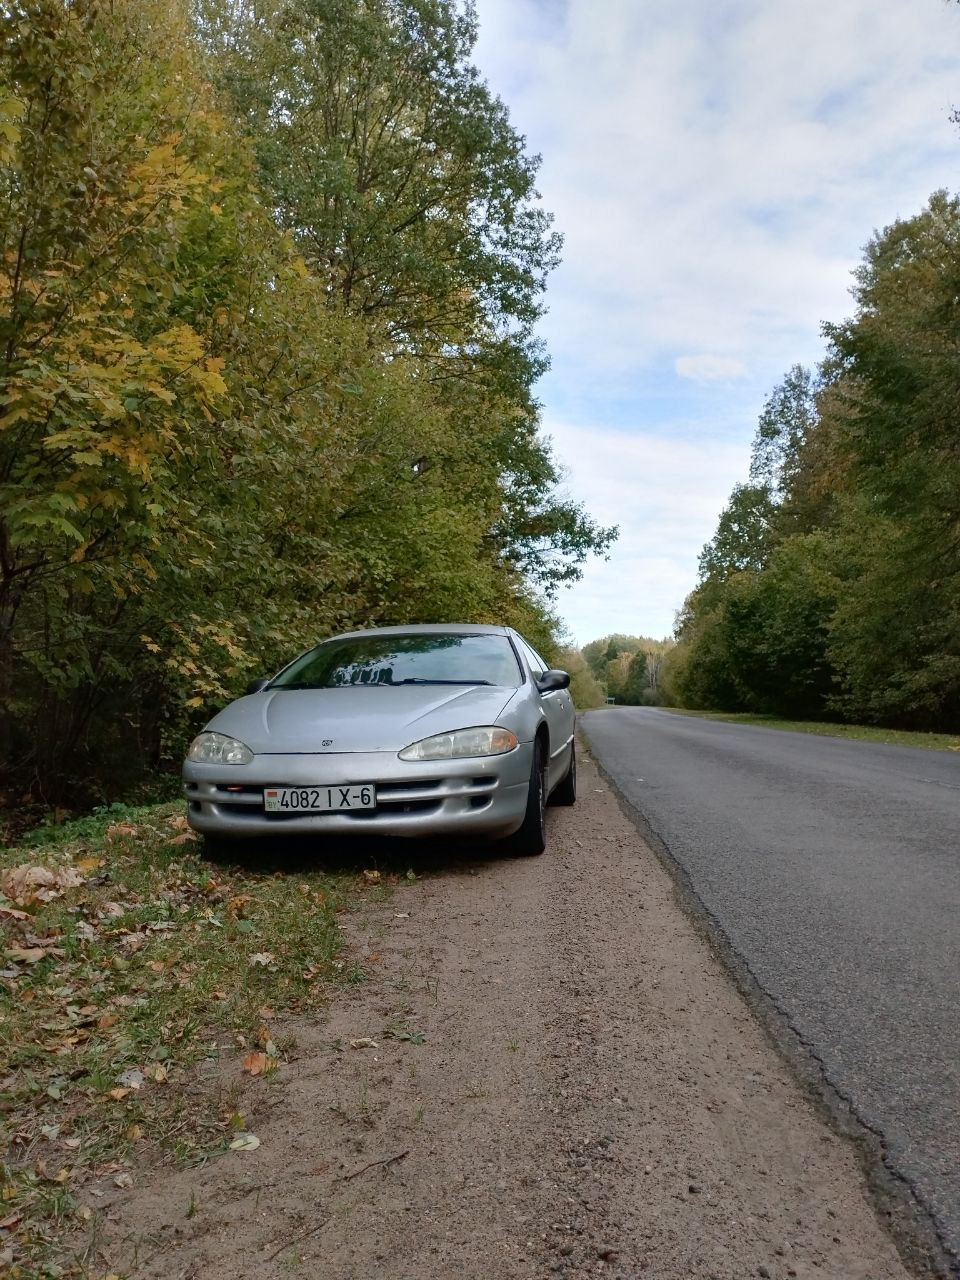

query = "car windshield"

[{"left": 269, "top": 633, "right": 522, "bottom": 690}]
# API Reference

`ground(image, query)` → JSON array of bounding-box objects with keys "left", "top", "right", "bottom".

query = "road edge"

[{"left": 580, "top": 730, "right": 958, "bottom": 1280}]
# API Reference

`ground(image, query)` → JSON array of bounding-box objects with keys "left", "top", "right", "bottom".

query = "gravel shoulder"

[{"left": 100, "top": 743, "right": 914, "bottom": 1280}]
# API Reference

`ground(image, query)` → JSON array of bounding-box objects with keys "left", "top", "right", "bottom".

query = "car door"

[{"left": 515, "top": 636, "right": 574, "bottom": 790}]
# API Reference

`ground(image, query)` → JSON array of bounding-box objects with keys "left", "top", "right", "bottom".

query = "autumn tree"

[
  {"left": 670, "top": 192, "right": 960, "bottom": 729},
  {"left": 0, "top": 0, "right": 616, "bottom": 799}
]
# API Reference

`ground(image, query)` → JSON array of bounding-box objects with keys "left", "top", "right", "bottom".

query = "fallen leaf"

[
  {"left": 249, "top": 952, "right": 274, "bottom": 967},
  {"left": 106, "top": 822, "right": 139, "bottom": 842},
  {"left": 113, "top": 1171, "right": 133, "bottom": 1188},
  {"left": 384, "top": 1029, "right": 426, "bottom": 1045},
  {"left": 97, "top": 1013, "right": 118, "bottom": 1029},
  {"left": 116, "top": 1068, "right": 145, "bottom": 1090},
  {"left": 361, "top": 869, "right": 381, "bottom": 885},
  {"left": 24, "top": 930, "right": 63, "bottom": 946},
  {"left": 242, "top": 1051, "right": 269, "bottom": 1076},
  {"left": 168, "top": 815, "right": 189, "bottom": 830},
  {"left": 75, "top": 856, "right": 104, "bottom": 872},
  {"left": 0, "top": 1210, "right": 22, "bottom": 1231},
  {"left": 5, "top": 946, "right": 57, "bottom": 964},
  {"left": 349, "top": 1038, "right": 378, "bottom": 1050},
  {"left": 0, "top": 863, "right": 84, "bottom": 905},
  {"left": 127, "top": 1124, "right": 142, "bottom": 1140},
  {"left": 108, "top": 1088, "right": 130, "bottom": 1101},
  {"left": 229, "top": 1132, "right": 260, "bottom": 1151},
  {"left": 146, "top": 1064, "right": 168, "bottom": 1083},
  {"left": 169, "top": 832, "right": 197, "bottom": 846},
  {"left": 0, "top": 903, "right": 29, "bottom": 921}
]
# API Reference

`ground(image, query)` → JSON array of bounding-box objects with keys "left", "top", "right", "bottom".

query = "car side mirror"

[
  {"left": 245, "top": 677, "right": 272, "bottom": 695},
  {"left": 537, "top": 669, "right": 571, "bottom": 693}
]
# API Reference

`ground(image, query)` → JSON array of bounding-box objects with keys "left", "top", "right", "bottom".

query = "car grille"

[{"left": 189, "top": 776, "right": 497, "bottom": 822}]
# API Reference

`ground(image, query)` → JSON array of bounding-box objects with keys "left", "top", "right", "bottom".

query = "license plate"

[{"left": 263, "top": 785, "right": 375, "bottom": 813}]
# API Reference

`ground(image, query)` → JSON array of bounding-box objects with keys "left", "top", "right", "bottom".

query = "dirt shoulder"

[{"left": 98, "top": 745, "right": 914, "bottom": 1280}]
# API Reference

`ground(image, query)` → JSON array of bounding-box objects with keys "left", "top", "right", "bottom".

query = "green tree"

[
  {"left": 697, "top": 484, "right": 777, "bottom": 584},
  {"left": 749, "top": 364, "right": 818, "bottom": 498},
  {"left": 559, "top": 647, "right": 605, "bottom": 709},
  {"left": 195, "top": 0, "right": 615, "bottom": 596},
  {"left": 0, "top": 0, "right": 617, "bottom": 800},
  {"left": 619, "top": 650, "right": 649, "bottom": 705},
  {"left": 0, "top": 0, "right": 237, "bottom": 778},
  {"left": 820, "top": 192, "right": 960, "bottom": 725}
]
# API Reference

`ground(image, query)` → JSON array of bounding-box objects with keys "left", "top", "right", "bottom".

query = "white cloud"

[
  {"left": 675, "top": 355, "right": 749, "bottom": 383},
  {"left": 545, "top": 418, "right": 749, "bottom": 643},
  {"left": 489, "top": 0, "right": 960, "bottom": 375},
  {"left": 471, "top": 0, "right": 960, "bottom": 641}
]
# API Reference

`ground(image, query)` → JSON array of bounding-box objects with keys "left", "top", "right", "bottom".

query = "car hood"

[{"left": 205, "top": 684, "right": 520, "bottom": 755}]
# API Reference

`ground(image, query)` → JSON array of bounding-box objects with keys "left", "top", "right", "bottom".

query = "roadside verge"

[{"left": 24, "top": 746, "right": 922, "bottom": 1280}]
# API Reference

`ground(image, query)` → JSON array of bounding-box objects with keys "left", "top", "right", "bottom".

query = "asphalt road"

[{"left": 582, "top": 707, "right": 960, "bottom": 1272}]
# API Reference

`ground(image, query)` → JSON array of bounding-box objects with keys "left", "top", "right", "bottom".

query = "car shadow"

[{"left": 199, "top": 831, "right": 518, "bottom": 880}]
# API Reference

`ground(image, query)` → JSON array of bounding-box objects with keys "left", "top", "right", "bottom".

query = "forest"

[
  {"left": 0, "top": 0, "right": 616, "bottom": 806},
  {"left": 664, "top": 191, "right": 960, "bottom": 730}
]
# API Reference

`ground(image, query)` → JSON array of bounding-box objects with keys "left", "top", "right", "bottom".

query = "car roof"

[{"left": 330, "top": 623, "right": 513, "bottom": 640}]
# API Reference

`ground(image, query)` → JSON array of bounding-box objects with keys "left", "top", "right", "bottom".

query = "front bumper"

[{"left": 182, "top": 744, "right": 533, "bottom": 840}]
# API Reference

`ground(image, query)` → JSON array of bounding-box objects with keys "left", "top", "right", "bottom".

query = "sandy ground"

[{"left": 96, "top": 744, "right": 917, "bottom": 1280}]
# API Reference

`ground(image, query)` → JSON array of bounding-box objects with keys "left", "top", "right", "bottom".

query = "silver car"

[{"left": 182, "top": 624, "right": 577, "bottom": 856}]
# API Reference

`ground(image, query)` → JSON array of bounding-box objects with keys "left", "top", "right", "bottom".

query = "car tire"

[
  {"left": 550, "top": 740, "right": 577, "bottom": 807},
  {"left": 505, "top": 739, "right": 547, "bottom": 857}
]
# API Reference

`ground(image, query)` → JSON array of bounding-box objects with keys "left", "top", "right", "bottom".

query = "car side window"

[{"left": 515, "top": 637, "right": 546, "bottom": 679}]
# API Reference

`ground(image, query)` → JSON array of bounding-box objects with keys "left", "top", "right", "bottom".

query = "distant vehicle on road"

[{"left": 183, "top": 624, "right": 576, "bottom": 856}]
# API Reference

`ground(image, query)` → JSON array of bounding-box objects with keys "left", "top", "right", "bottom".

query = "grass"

[
  {"left": 0, "top": 801, "right": 393, "bottom": 1278},
  {"left": 664, "top": 708, "right": 960, "bottom": 752}
]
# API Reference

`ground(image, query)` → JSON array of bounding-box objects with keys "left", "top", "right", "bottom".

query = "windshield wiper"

[
  {"left": 273, "top": 678, "right": 495, "bottom": 689},
  {"left": 394, "top": 678, "right": 494, "bottom": 686}
]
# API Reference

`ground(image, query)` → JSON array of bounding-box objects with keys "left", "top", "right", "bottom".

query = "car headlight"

[
  {"left": 186, "top": 731, "right": 254, "bottom": 765},
  {"left": 398, "top": 726, "right": 518, "bottom": 761}
]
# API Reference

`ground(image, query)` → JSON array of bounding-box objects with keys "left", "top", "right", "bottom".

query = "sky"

[{"left": 471, "top": 0, "right": 960, "bottom": 645}]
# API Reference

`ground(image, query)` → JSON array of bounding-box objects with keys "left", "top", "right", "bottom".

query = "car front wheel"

[
  {"left": 504, "top": 740, "right": 547, "bottom": 857},
  {"left": 550, "top": 740, "right": 576, "bottom": 807}
]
